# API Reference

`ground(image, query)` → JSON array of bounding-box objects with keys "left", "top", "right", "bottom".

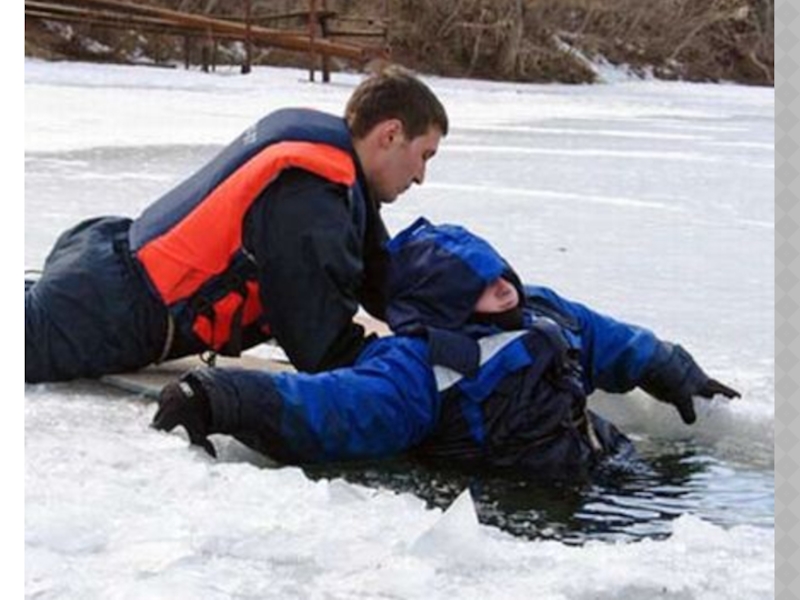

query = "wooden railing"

[{"left": 25, "top": 0, "right": 389, "bottom": 80}]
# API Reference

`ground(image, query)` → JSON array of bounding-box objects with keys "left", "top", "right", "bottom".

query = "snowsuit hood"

[{"left": 385, "top": 218, "right": 523, "bottom": 334}]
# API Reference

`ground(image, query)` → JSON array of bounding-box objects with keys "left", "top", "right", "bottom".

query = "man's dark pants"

[{"left": 25, "top": 217, "right": 168, "bottom": 383}]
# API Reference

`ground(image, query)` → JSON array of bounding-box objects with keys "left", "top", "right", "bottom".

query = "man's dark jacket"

[{"left": 26, "top": 109, "right": 387, "bottom": 382}]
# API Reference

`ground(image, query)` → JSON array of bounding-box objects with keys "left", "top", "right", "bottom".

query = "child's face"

[{"left": 474, "top": 278, "right": 520, "bottom": 314}]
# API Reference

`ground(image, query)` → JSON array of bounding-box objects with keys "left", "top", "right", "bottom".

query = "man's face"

[
  {"left": 367, "top": 122, "right": 442, "bottom": 204},
  {"left": 474, "top": 278, "right": 520, "bottom": 314}
]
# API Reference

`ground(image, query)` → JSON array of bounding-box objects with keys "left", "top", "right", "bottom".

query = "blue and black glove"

[{"left": 640, "top": 343, "right": 740, "bottom": 425}]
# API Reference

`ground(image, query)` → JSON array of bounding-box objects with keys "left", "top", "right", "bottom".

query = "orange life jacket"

[{"left": 135, "top": 139, "right": 358, "bottom": 355}]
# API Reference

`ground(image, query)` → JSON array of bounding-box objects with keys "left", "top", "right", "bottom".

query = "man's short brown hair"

[{"left": 345, "top": 65, "right": 449, "bottom": 140}]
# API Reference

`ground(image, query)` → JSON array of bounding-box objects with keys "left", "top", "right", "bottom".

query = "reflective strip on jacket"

[{"left": 197, "top": 289, "right": 658, "bottom": 466}]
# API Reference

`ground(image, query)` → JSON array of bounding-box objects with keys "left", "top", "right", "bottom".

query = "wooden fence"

[{"left": 25, "top": 0, "right": 389, "bottom": 81}]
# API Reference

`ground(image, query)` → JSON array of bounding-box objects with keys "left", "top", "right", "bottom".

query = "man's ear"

[{"left": 374, "top": 118, "right": 405, "bottom": 149}]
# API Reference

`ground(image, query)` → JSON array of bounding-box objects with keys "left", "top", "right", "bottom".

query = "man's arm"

[
  {"left": 525, "top": 285, "right": 739, "bottom": 424},
  {"left": 176, "top": 336, "right": 438, "bottom": 463},
  {"left": 358, "top": 194, "right": 390, "bottom": 321},
  {"left": 245, "top": 168, "right": 373, "bottom": 372},
  {"left": 525, "top": 285, "right": 661, "bottom": 392}
]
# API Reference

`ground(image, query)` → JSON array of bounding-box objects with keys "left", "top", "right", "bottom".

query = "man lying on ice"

[{"left": 151, "top": 218, "right": 739, "bottom": 480}]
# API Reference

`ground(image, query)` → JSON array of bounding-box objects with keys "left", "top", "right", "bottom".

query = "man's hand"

[
  {"left": 697, "top": 378, "right": 741, "bottom": 400},
  {"left": 152, "top": 378, "right": 217, "bottom": 458},
  {"left": 667, "top": 377, "right": 741, "bottom": 425},
  {"left": 640, "top": 343, "right": 741, "bottom": 425}
]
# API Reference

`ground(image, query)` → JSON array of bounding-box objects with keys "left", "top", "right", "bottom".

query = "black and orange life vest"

[{"left": 128, "top": 108, "right": 366, "bottom": 355}]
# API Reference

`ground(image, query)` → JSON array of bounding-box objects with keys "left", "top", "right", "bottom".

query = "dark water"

[
  {"left": 42, "top": 381, "right": 774, "bottom": 546},
  {"left": 48, "top": 381, "right": 770, "bottom": 545},
  {"left": 304, "top": 436, "right": 774, "bottom": 544}
]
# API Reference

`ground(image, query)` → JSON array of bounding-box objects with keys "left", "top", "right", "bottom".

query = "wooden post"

[
  {"left": 212, "top": 38, "right": 218, "bottom": 72},
  {"left": 320, "top": 0, "right": 330, "bottom": 82},
  {"left": 153, "top": 34, "right": 162, "bottom": 65},
  {"left": 201, "top": 29, "right": 210, "bottom": 72},
  {"left": 183, "top": 34, "right": 190, "bottom": 69},
  {"left": 308, "top": 0, "right": 317, "bottom": 82},
  {"left": 241, "top": 0, "right": 252, "bottom": 74},
  {"left": 201, "top": 28, "right": 216, "bottom": 73}
]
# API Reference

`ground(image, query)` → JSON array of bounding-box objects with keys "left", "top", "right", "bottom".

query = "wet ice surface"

[{"left": 25, "top": 60, "right": 774, "bottom": 598}]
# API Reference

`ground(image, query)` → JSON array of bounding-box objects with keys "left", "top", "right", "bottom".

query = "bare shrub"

[{"left": 384, "top": 0, "right": 773, "bottom": 84}]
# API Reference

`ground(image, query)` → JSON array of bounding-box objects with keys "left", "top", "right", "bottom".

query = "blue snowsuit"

[{"left": 184, "top": 218, "right": 710, "bottom": 479}]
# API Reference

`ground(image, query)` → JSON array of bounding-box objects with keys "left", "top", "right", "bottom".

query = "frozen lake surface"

[{"left": 25, "top": 60, "right": 774, "bottom": 598}]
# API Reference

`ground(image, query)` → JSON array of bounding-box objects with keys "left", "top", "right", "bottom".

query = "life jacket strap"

[{"left": 155, "top": 313, "right": 175, "bottom": 365}]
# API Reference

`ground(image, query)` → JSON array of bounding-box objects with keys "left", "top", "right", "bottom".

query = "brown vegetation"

[
  {"left": 24, "top": 0, "right": 774, "bottom": 85},
  {"left": 385, "top": 0, "right": 774, "bottom": 85}
]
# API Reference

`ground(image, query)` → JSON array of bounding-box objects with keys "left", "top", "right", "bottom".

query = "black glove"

[
  {"left": 671, "top": 377, "right": 741, "bottom": 425},
  {"left": 696, "top": 378, "right": 741, "bottom": 400},
  {"left": 640, "top": 344, "right": 740, "bottom": 425},
  {"left": 151, "top": 376, "right": 217, "bottom": 458}
]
